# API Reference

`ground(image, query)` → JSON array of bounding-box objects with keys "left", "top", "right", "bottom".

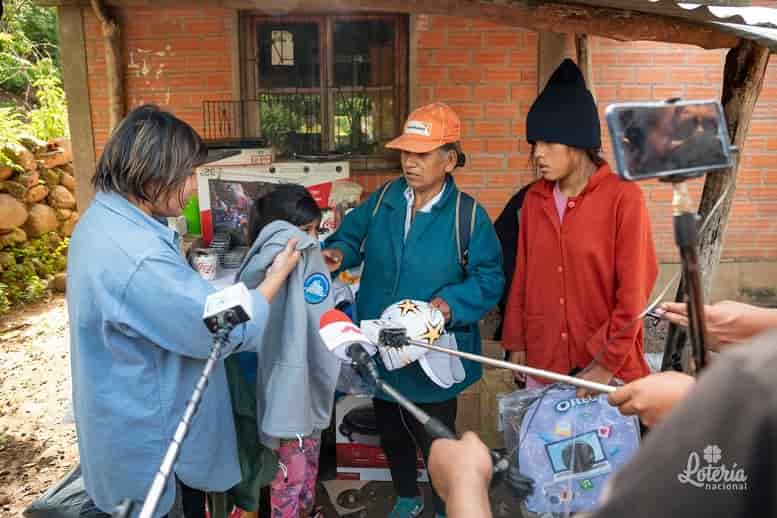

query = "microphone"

[
  {"left": 318, "top": 310, "right": 511, "bottom": 479},
  {"left": 319, "top": 309, "right": 378, "bottom": 361}
]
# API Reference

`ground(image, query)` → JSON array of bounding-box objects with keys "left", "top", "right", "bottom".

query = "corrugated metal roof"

[
  {"left": 565, "top": 1, "right": 777, "bottom": 50},
  {"left": 568, "top": 1, "right": 777, "bottom": 29}
]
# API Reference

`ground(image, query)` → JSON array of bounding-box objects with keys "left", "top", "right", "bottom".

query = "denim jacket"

[{"left": 66, "top": 191, "right": 269, "bottom": 516}]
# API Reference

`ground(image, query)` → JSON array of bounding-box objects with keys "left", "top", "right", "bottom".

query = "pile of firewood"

[{"left": 0, "top": 136, "right": 78, "bottom": 249}]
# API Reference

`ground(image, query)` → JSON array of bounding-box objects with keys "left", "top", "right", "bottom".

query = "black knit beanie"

[{"left": 526, "top": 58, "right": 601, "bottom": 149}]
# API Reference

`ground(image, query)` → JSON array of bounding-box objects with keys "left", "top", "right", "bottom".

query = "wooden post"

[
  {"left": 538, "top": 32, "right": 569, "bottom": 92},
  {"left": 58, "top": 5, "right": 96, "bottom": 212},
  {"left": 90, "top": 0, "right": 124, "bottom": 132},
  {"left": 575, "top": 34, "right": 596, "bottom": 101},
  {"left": 662, "top": 40, "right": 770, "bottom": 368}
]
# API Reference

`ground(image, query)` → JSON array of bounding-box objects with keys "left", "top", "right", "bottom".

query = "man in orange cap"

[{"left": 323, "top": 103, "right": 504, "bottom": 518}]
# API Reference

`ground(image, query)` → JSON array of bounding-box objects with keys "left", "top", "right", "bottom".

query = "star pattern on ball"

[
  {"left": 396, "top": 299, "right": 420, "bottom": 317},
  {"left": 418, "top": 321, "right": 444, "bottom": 344}
]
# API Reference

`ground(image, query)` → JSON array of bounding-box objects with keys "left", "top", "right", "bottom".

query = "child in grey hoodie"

[{"left": 236, "top": 184, "right": 341, "bottom": 518}]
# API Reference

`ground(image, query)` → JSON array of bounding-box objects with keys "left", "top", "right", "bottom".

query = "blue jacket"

[
  {"left": 66, "top": 192, "right": 269, "bottom": 517},
  {"left": 324, "top": 175, "right": 504, "bottom": 402}
]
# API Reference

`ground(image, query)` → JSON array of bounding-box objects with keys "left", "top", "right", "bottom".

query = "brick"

[
  {"left": 474, "top": 121, "right": 510, "bottom": 136},
  {"left": 486, "top": 138, "right": 518, "bottom": 153},
  {"left": 449, "top": 103, "right": 484, "bottom": 119},
  {"left": 636, "top": 67, "right": 669, "bottom": 83},
  {"left": 669, "top": 68, "right": 708, "bottom": 83},
  {"left": 511, "top": 85, "right": 537, "bottom": 102},
  {"left": 417, "top": 50, "right": 435, "bottom": 67},
  {"left": 470, "top": 19, "right": 508, "bottom": 31},
  {"left": 184, "top": 19, "right": 228, "bottom": 35},
  {"left": 510, "top": 50, "right": 534, "bottom": 66},
  {"left": 418, "top": 31, "right": 446, "bottom": 49},
  {"left": 599, "top": 66, "right": 635, "bottom": 82},
  {"left": 487, "top": 170, "right": 527, "bottom": 184},
  {"left": 469, "top": 154, "right": 505, "bottom": 170},
  {"left": 486, "top": 31, "right": 523, "bottom": 48},
  {"left": 618, "top": 53, "right": 653, "bottom": 65},
  {"left": 435, "top": 49, "right": 470, "bottom": 66},
  {"left": 418, "top": 67, "right": 448, "bottom": 82},
  {"left": 692, "top": 52, "right": 726, "bottom": 65},
  {"left": 747, "top": 154, "right": 777, "bottom": 168},
  {"left": 653, "top": 86, "right": 684, "bottom": 100},
  {"left": 686, "top": 86, "right": 720, "bottom": 99},
  {"left": 750, "top": 187, "right": 777, "bottom": 200},
  {"left": 462, "top": 138, "right": 485, "bottom": 153},
  {"left": 448, "top": 32, "right": 483, "bottom": 48},
  {"left": 474, "top": 86, "right": 509, "bottom": 102},
  {"left": 449, "top": 67, "right": 483, "bottom": 82},
  {"left": 454, "top": 173, "right": 487, "bottom": 188},
  {"left": 485, "top": 103, "right": 519, "bottom": 119},
  {"left": 508, "top": 156, "right": 531, "bottom": 170},
  {"left": 435, "top": 85, "right": 472, "bottom": 101},
  {"left": 617, "top": 85, "right": 652, "bottom": 99},
  {"left": 472, "top": 188, "right": 511, "bottom": 205},
  {"left": 484, "top": 67, "right": 522, "bottom": 82},
  {"left": 652, "top": 53, "right": 688, "bottom": 65},
  {"left": 429, "top": 16, "right": 469, "bottom": 31},
  {"left": 473, "top": 49, "right": 509, "bottom": 66},
  {"left": 595, "top": 52, "right": 617, "bottom": 66}
]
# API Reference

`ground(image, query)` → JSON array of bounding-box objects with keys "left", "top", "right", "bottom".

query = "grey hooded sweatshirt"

[{"left": 235, "top": 220, "right": 341, "bottom": 449}]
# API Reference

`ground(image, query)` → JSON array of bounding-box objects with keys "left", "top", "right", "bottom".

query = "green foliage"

[
  {"left": 29, "top": 60, "right": 69, "bottom": 140},
  {"left": 0, "top": 233, "right": 68, "bottom": 315},
  {"left": 0, "top": 0, "right": 60, "bottom": 98},
  {"left": 0, "top": 106, "right": 26, "bottom": 169}
]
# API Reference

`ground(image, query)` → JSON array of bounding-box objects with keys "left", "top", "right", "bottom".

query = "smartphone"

[{"left": 605, "top": 99, "right": 734, "bottom": 182}]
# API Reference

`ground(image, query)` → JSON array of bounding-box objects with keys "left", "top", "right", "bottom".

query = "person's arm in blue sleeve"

[
  {"left": 323, "top": 187, "right": 383, "bottom": 271},
  {"left": 434, "top": 204, "right": 504, "bottom": 330},
  {"left": 117, "top": 249, "right": 270, "bottom": 360}
]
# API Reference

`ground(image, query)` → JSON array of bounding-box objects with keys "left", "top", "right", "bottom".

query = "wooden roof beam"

[{"left": 36, "top": 0, "right": 740, "bottom": 50}]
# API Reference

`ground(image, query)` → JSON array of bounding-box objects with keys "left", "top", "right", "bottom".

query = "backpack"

[{"left": 360, "top": 179, "right": 477, "bottom": 269}]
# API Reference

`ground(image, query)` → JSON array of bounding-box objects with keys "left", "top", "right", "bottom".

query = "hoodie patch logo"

[{"left": 304, "top": 273, "right": 330, "bottom": 304}]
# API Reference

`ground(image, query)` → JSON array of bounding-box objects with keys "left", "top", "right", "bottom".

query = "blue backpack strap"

[
  {"left": 360, "top": 179, "right": 395, "bottom": 255},
  {"left": 455, "top": 191, "right": 477, "bottom": 269}
]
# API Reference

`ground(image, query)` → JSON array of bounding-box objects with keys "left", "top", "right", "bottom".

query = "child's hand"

[{"left": 430, "top": 297, "right": 451, "bottom": 323}]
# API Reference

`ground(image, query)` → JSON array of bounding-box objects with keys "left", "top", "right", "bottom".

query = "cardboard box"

[
  {"left": 455, "top": 367, "right": 517, "bottom": 449},
  {"left": 195, "top": 160, "right": 349, "bottom": 245},
  {"left": 335, "top": 394, "right": 428, "bottom": 482},
  {"left": 209, "top": 147, "right": 275, "bottom": 166}
]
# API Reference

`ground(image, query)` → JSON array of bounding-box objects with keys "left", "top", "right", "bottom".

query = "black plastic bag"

[{"left": 24, "top": 464, "right": 107, "bottom": 518}]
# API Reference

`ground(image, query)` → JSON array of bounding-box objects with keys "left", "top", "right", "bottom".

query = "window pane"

[
  {"left": 333, "top": 20, "right": 395, "bottom": 87},
  {"left": 257, "top": 22, "right": 319, "bottom": 88},
  {"left": 333, "top": 19, "right": 397, "bottom": 153},
  {"left": 334, "top": 90, "right": 395, "bottom": 154},
  {"left": 258, "top": 93, "right": 322, "bottom": 157}
]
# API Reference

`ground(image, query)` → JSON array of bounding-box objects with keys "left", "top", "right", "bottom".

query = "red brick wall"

[
  {"left": 83, "top": 7, "right": 234, "bottom": 156},
  {"left": 81, "top": 9, "right": 777, "bottom": 262}
]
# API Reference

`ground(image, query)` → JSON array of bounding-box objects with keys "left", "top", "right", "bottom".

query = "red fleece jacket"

[{"left": 502, "top": 164, "right": 658, "bottom": 383}]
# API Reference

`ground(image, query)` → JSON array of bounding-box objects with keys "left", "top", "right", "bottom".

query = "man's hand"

[
  {"left": 508, "top": 350, "right": 527, "bottom": 385},
  {"left": 429, "top": 432, "right": 493, "bottom": 518},
  {"left": 608, "top": 371, "right": 695, "bottom": 428},
  {"left": 321, "top": 248, "right": 344, "bottom": 272},
  {"left": 659, "top": 300, "right": 775, "bottom": 351},
  {"left": 430, "top": 297, "right": 452, "bottom": 324},
  {"left": 576, "top": 363, "right": 614, "bottom": 398}
]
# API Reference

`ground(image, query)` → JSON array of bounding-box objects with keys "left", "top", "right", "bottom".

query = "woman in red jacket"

[{"left": 502, "top": 59, "right": 658, "bottom": 396}]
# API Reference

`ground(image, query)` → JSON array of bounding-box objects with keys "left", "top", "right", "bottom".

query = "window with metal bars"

[{"left": 207, "top": 14, "right": 408, "bottom": 161}]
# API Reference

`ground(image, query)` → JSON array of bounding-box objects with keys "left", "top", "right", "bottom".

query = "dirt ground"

[{"left": 0, "top": 294, "right": 79, "bottom": 517}]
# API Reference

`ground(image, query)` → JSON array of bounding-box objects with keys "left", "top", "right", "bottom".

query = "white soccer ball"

[{"left": 380, "top": 299, "right": 445, "bottom": 346}]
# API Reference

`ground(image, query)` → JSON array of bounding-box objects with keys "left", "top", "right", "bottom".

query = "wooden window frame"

[{"left": 239, "top": 12, "right": 409, "bottom": 166}]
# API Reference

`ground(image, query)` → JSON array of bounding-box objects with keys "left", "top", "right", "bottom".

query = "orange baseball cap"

[{"left": 386, "top": 103, "right": 461, "bottom": 153}]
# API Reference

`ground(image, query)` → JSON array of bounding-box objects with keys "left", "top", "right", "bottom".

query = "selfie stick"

[
  {"left": 111, "top": 312, "right": 238, "bottom": 518},
  {"left": 377, "top": 329, "right": 616, "bottom": 394},
  {"left": 661, "top": 183, "right": 709, "bottom": 372},
  {"left": 346, "top": 344, "right": 511, "bottom": 478}
]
